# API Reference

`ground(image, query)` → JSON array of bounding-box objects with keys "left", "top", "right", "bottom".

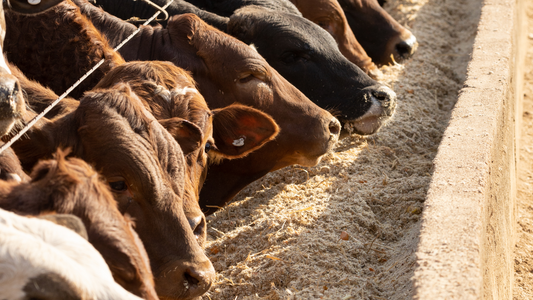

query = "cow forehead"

[{"left": 77, "top": 90, "right": 187, "bottom": 196}]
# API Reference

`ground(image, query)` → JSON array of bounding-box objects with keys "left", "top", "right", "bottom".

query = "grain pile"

[{"left": 203, "top": 0, "right": 481, "bottom": 298}]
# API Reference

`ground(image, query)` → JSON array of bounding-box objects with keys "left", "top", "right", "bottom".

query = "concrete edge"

[{"left": 412, "top": 0, "right": 527, "bottom": 299}]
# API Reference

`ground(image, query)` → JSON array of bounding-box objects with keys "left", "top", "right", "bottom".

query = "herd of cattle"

[{"left": 0, "top": 0, "right": 417, "bottom": 299}]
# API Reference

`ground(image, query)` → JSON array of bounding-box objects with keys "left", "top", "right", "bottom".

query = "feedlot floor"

[
  {"left": 203, "top": 0, "right": 481, "bottom": 298},
  {"left": 514, "top": 1, "right": 533, "bottom": 299}
]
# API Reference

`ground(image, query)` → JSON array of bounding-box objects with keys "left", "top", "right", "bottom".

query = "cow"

[
  {"left": 77, "top": 0, "right": 396, "bottom": 136},
  {"left": 337, "top": 0, "right": 418, "bottom": 65},
  {"left": 17, "top": 0, "right": 343, "bottom": 215},
  {"left": 4, "top": 0, "right": 125, "bottom": 100},
  {"left": 0, "top": 149, "right": 159, "bottom": 300},
  {"left": 10, "top": 83, "right": 215, "bottom": 299},
  {"left": 92, "top": 60, "right": 280, "bottom": 242},
  {"left": 0, "top": 208, "right": 143, "bottom": 300},
  {"left": 288, "top": 0, "right": 381, "bottom": 78}
]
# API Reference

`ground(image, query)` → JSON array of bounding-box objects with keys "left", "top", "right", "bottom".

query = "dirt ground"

[
  {"left": 201, "top": 0, "right": 481, "bottom": 299},
  {"left": 513, "top": 1, "right": 533, "bottom": 299}
]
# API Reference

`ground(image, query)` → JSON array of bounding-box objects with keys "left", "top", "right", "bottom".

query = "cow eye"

[
  {"left": 205, "top": 142, "right": 212, "bottom": 153},
  {"left": 281, "top": 51, "right": 310, "bottom": 64},
  {"left": 239, "top": 74, "right": 255, "bottom": 84},
  {"left": 109, "top": 181, "right": 127, "bottom": 192}
]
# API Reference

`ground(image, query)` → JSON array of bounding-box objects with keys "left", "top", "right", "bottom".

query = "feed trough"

[{"left": 202, "top": 0, "right": 527, "bottom": 298}]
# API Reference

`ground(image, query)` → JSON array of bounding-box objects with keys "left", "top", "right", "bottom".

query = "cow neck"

[{"left": 118, "top": 25, "right": 164, "bottom": 63}]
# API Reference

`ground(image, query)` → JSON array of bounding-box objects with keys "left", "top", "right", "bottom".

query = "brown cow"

[
  {"left": 93, "top": 60, "right": 280, "bottom": 244},
  {"left": 11, "top": 84, "right": 215, "bottom": 299},
  {"left": 4, "top": 0, "right": 125, "bottom": 99},
  {"left": 337, "top": 0, "right": 418, "bottom": 65},
  {"left": 71, "top": 1, "right": 343, "bottom": 214},
  {"left": 289, "top": 0, "right": 382, "bottom": 79},
  {"left": 0, "top": 150, "right": 158, "bottom": 300}
]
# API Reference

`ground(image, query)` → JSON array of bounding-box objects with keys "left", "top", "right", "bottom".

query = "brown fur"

[
  {"left": 4, "top": 0, "right": 125, "bottom": 99},
  {"left": 11, "top": 84, "right": 215, "bottom": 300},
  {"left": 0, "top": 150, "right": 158, "bottom": 300}
]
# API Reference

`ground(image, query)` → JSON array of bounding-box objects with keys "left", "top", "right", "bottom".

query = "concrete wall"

[{"left": 413, "top": 0, "right": 527, "bottom": 299}]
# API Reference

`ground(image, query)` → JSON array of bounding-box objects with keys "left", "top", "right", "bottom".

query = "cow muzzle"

[
  {"left": 391, "top": 32, "right": 418, "bottom": 63},
  {"left": 343, "top": 85, "right": 396, "bottom": 136},
  {"left": 155, "top": 260, "right": 215, "bottom": 300}
]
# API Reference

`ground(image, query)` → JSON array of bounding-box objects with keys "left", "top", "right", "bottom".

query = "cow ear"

[
  {"left": 211, "top": 104, "right": 279, "bottom": 158},
  {"left": 159, "top": 118, "right": 203, "bottom": 155},
  {"left": 227, "top": 7, "right": 260, "bottom": 41},
  {"left": 36, "top": 213, "right": 89, "bottom": 240}
]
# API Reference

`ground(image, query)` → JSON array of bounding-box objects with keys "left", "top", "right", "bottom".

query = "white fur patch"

[
  {"left": 232, "top": 137, "right": 245, "bottom": 147},
  {"left": 173, "top": 87, "right": 198, "bottom": 97},
  {"left": 404, "top": 34, "right": 417, "bottom": 47},
  {"left": 0, "top": 209, "right": 142, "bottom": 300}
]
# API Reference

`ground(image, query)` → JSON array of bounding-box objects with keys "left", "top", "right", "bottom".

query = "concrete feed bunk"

[{"left": 202, "top": 0, "right": 525, "bottom": 299}]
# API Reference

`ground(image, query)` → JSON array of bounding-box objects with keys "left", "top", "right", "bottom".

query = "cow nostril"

[
  {"left": 395, "top": 35, "right": 418, "bottom": 59},
  {"left": 371, "top": 85, "right": 396, "bottom": 103},
  {"left": 188, "top": 215, "right": 206, "bottom": 241},
  {"left": 184, "top": 270, "right": 200, "bottom": 287},
  {"left": 328, "top": 118, "right": 341, "bottom": 136}
]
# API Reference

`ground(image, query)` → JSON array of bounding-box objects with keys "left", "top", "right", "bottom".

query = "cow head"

[
  {"left": 93, "top": 60, "right": 280, "bottom": 245},
  {"left": 12, "top": 85, "right": 215, "bottom": 299},
  {"left": 337, "top": 0, "right": 418, "bottom": 65},
  {"left": 289, "top": 0, "right": 381, "bottom": 78},
  {"left": 227, "top": 6, "right": 396, "bottom": 137},
  {"left": 166, "top": 14, "right": 341, "bottom": 167}
]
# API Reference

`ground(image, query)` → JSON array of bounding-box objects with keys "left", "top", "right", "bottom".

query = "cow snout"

[
  {"left": 343, "top": 85, "right": 396, "bottom": 136},
  {"left": 371, "top": 86, "right": 397, "bottom": 116},
  {"left": 392, "top": 33, "right": 418, "bottom": 62},
  {"left": 155, "top": 260, "right": 215, "bottom": 299},
  {"left": 0, "top": 74, "right": 22, "bottom": 137}
]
